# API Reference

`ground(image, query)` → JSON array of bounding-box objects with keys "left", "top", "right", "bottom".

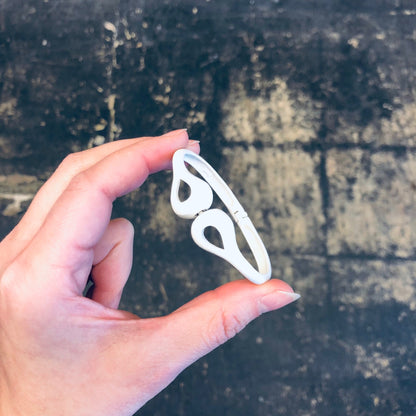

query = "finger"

[
  {"left": 3, "top": 138, "right": 146, "bottom": 248},
  {"left": 18, "top": 138, "right": 150, "bottom": 230},
  {"left": 25, "top": 130, "right": 196, "bottom": 228},
  {"left": 118, "top": 279, "right": 300, "bottom": 403},
  {"left": 1, "top": 131, "right": 197, "bottom": 271},
  {"left": 89, "top": 218, "right": 134, "bottom": 309},
  {"left": 22, "top": 130, "right": 196, "bottom": 293},
  {"left": 150, "top": 279, "right": 300, "bottom": 373}
]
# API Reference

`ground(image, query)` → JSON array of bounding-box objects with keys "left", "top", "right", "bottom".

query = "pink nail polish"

[
  {"left": 163, "top": 129, "right": 188, "bottom": 137},
  {"left": 260, "top": 290, "right": 301, "bottom": 313}
]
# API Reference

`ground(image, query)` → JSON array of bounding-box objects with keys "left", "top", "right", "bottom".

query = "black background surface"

[{"left": 1, "top": 1, "right": 416, "bottom": 415}]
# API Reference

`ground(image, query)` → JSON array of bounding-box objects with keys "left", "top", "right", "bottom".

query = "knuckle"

[
  {"left": 220, "top": 309, "right": 246, "bottom": 340},
  {"left": 66, "top": 169, "right": 94, "bottom": 194},
  {"left": 204, "top": 307, "right": 247, "bottom": 349},
  {"left": 54, "top": 153, "right": 88, "bottom": 191},
  {"left": 58, "top": 152, "right": 82, "bottom": 173}
]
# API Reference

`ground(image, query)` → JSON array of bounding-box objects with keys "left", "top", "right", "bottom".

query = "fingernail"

[
  {"left": 260, "top": 290, "right": 301, "bottom": 313},
  {"left": 163, "top": 129, "right": 188, "bottom": 137},
  {"left": 188, "top": 139, "right": 200, "bottom": 145}
]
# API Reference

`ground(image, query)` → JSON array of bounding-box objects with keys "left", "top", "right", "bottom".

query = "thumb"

[{"left": 160, "top": 279, "right": 300, "bottom": 371}]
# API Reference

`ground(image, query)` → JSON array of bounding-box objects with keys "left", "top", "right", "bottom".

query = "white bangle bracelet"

[{"left": 170, "top": 149, "right": 272, "bottom": 285}]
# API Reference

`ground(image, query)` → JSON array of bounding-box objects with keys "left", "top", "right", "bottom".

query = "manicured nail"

[
  {"left": 163, "top": 129, "right": 188, "bottom": 137},
  {"left": 260, "top": 290, "right": 301, "bottom": 313}
]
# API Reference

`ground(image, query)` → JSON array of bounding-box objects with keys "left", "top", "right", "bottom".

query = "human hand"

[{"left": 0, "top": 129, "right": 299, "bottom": 416}]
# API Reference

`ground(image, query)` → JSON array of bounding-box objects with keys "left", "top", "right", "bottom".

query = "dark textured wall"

[{"left": 1, "top": 1, "right": 416, "bottom": 415}]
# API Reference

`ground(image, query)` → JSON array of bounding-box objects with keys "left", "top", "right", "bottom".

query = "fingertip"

[
  {"left": 186, "top": 140, "right": 200, "bottom": 154},
  {"left": 161, "top": 129, "right": 189, "bottom": 141},
  {"left": 259, "top": 290, "right": 301, "bottom": 313},
  {"left": 253, "top": 278, "right": 299, "bottom": 312},
  {"left": 159, "top": 129, "right": 200, "bottom": 157},
  {"left": 259, "top": 278, "right": 296, "bottom": 293}
]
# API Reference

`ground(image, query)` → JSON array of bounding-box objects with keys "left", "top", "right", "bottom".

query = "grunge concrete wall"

[{"left": 1, "top": 1, "right": 415, "bottom": 415}]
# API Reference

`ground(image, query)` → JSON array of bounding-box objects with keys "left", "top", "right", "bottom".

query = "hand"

[{"left": 0, "top": 129, "right": 299, "bottom": 416}]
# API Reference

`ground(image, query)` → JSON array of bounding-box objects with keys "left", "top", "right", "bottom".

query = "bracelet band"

[{"left": 170, "top": 149, "right": 272, "bottom": 285}]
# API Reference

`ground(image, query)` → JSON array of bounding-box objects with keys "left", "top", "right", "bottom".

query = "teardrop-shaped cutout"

[
  {"left": 191, "top": 209, "right": 241, "bottom": 263},
  {"left": 178, "top": 179, "right": 192, "bottom": 202},
  {"left": 203, "top": 225, "right": 224, "bottom": 249}
]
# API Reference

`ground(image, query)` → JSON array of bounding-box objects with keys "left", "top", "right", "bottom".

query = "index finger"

[
  {"left": 2, "top": 133, "right": 182, "bottom": 271},
  {"left": 23, "top": 129, "right": 197, "bottom": 294}
]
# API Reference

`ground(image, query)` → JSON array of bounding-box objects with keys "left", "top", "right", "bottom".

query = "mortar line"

[{"left": 224, "top": 140, "right": 416, "bottom": 154}]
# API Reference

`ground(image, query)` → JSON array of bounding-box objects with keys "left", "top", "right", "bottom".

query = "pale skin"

[{"left": 0, "top": 129, "right": 299, "bottom": 416}]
